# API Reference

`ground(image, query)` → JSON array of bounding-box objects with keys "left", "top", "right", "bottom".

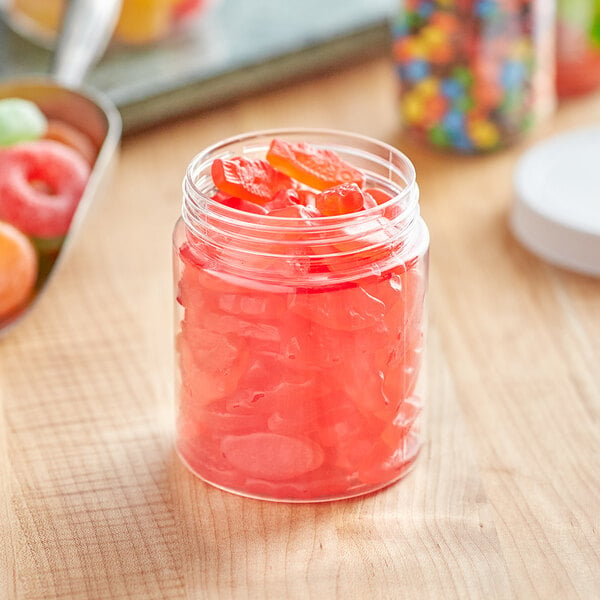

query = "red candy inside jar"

[{"left": 173, "top": 130, "right": 429, "bottom": 502}]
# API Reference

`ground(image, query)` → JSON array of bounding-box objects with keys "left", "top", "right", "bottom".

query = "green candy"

[
  {"left": 0, "top": 98, "right": 48, "bottom": 147},
  {"left": 453, "top": 96, "right": 475, "bottom": 112},
  {"left": 428, "top": 125, "right": 450, "bottom": 148},
  {"left": 451, "top": 66, "right": 474, "bottom": 88}
]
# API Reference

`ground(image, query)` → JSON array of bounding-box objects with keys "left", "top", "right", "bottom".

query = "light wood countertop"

[{"left": 1, "top": 57, "right": 599, "bottom": 599}]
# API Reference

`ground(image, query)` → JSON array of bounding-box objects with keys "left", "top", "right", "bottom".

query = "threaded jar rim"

[{"left": 181, "top": 128, "right": 423, "bottom": 285}]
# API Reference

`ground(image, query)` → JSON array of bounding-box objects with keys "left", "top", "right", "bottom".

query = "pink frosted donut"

[{"left": 0, "top": 140, "right": 90, "bottom": 238}]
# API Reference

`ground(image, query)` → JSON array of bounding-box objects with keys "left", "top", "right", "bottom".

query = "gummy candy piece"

[
  {"left": 212, "top": 191, "right": 268, "bottom": 214},
  {"left": 263, "top": 188, "right": 300, "bottom": 212},
  {"left": 315, "top": 183, "right": 366, "bottom": 216},
  {"left": 176, "top": 421, "right": 243, "bottom": 488},
  {"left": 217, "top": 291, "right": 288, "bottom": 321},
  {"left": 211, "top": 156, "right": 293, "bottom": 205},
  {"left": 0, "top": 98, "right": 47, "bottom": 147},
  {"left": 316, "top": 398, "right": 382, "bottom": 472},
  {"left": 44, "top": 119, "right": 97, "bottom": 165},
  {"left": 266, "top": 138, "right": 365, "bottom": 191},
  {"left": 380, "top": 395, "right": 422, "bottom": 448},
  {"left": 177, "top": 326, "right": 249, "bottom": 405},
  {"left": 200, "top": 402, "right": 266, "bottom": 434},
  {"left": 329, "top": 216, "right": 391, "bottom": 258},
  {"left": 362, "top": 192, "right": 378, "bottom": 210},
  {"left": 267, "top": 205, "right": 320, "bottom": 218},
  {"left": 178, "top": 243, "right": 246, "bottom": 299},
  {"left": 0, "top": 221, "right": 38, "bottom": 321},
  {"left": 289, "top": 284, "right": 386, "bottom": 331},
  {"left": 296, "top": 188, "right": 317, "bottom": 207},
  {"left": 221, "top": 432, "right": 324, "bottom": 481},
  {"left": 0, "top": 140, "right": 90, "bottom": 238},
  {"left": 357, "top": 429, "right": 420, "bottom": 485},
  {"left": 382, "top": 344, "right": 424, "bottom": 406}
]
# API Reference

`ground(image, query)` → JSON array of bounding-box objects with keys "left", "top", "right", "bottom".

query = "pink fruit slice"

[
  {"left": 221, "top": 433, "right": 324, "bottom": 481},
  {"left": 0, "top": 140, "right": 90, "bottom": 238}
]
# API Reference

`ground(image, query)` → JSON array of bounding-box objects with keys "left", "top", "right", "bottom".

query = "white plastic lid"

[{"left": 511, "top": 125, "right": 600, "bottom": 277}]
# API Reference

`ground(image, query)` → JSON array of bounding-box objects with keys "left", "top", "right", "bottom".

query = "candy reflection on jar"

[
  {"left": 392, "top": 0, "right": 555, "bottom": 153},
  {"left": 173, "top": 131, "right": 429, "bottom": 502}
]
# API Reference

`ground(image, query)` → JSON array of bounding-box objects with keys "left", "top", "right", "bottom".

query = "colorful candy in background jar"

[
  {"left": 0, "top": 98, "right": 92, "bottom": 325},
  {"left": 392, "top": 0, "right": 553, "bottom": 153},
  {"left": 174, "top": 133, "right": 429, "bottom": 501},
  {"left": 5, "top": 0, "right": 210, "bottom": 45},
  {"left": 556, "top": 0, "right": 600, "bottom": 97}
]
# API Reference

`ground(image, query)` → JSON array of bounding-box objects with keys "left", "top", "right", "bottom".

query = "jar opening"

[{"left": 181, "top": 129, "right": 421, "bottom": 284}]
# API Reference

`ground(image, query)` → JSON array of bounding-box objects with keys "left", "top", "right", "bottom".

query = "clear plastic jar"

[
  {"left": 392, "top": 0, "right": 555, "bottom": 153},
  {"left": 2, "top": 0, "right": 212, "bottom": 46},
  {"left": 172, "top": 130, "right": 429, "bottom": 502},
  {"left": 556, "top": 0, "right": 600, "bottom": 97}
]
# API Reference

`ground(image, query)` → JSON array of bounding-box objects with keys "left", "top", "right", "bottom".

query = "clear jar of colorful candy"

[
  {"left": 173, "top": 130, "right": 429, "bottom": 502},
  {"left": 2, "top": 0, "right": 212, "bottom": 46},
  {"left": 392, "top": 0, "right": 555, "bottom": 153},
  {"left": 556, "top": 0, "right": 600, "bottom": 97}
]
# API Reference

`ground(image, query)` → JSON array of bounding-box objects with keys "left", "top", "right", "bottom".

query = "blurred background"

[
  {"left": 1, "top": 0, "right": 599, "bottom": 134},
  {"left": 0, "top": 0, "right": 398, "bottom": 132}
]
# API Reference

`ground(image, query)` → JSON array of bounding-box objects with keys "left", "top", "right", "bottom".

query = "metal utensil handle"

[{"left": 52, "top": 0, "right": 122, "bottom": 88}]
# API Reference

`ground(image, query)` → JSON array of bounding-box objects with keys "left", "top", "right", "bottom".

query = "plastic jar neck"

[{"left": 182, "top": 129, "right": 421, "bottom": 285}]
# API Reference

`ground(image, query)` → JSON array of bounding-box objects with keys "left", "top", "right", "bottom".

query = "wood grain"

[{"left": 1, "top": 58, "right": 599, "bottom": 599}]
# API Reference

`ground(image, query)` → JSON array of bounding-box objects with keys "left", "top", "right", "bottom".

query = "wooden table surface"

[{"left": 1, "top": 57, "right": 599, "bottom": 600}]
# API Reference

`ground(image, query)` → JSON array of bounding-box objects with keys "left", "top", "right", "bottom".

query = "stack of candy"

[
  {"left": 392, "top": 0, "right": 547, "bottom": 153},
  {"left": 0, "top": 98, "right": 92, "bottom": 324},
  {"left": 174, "top": 137, "right": 428, "bottom": 501},
  {"left": 556, "top": 0, "right": 600, "bottom": 97},
  {"left": 6, "top": 0, "right": 209, "bottom": 45}
]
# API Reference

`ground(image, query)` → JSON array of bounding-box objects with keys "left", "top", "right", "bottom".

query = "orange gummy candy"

[{"left": 266, "top": 138, "right": 365, "bottom": 191}]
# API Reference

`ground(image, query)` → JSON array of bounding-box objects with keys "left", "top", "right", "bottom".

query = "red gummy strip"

[
  {"left": 211, "top": 156, "right": 293, "bottom": 205},
  {"left": 266, "top": 138, "right": 365, "bottom": 191},
  {"left": 221, "top": 433, "right": 324, "bottom": 481},
  {"left": 315, "top": 182, "right": 366, "bottom": 216}
]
